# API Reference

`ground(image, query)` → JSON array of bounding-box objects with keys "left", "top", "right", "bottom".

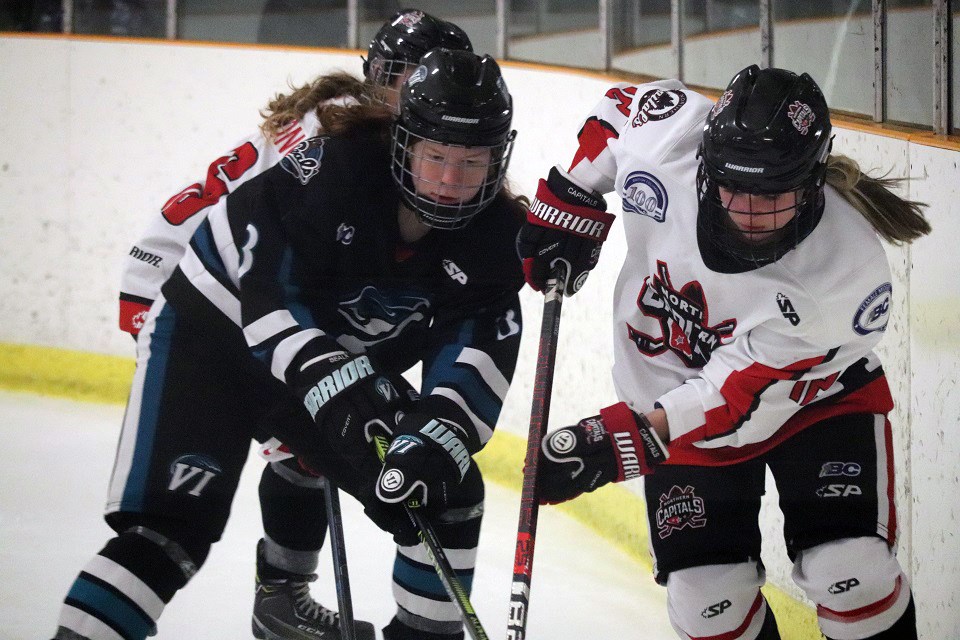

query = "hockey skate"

[{"left": 253, "top": 540, "right": 375, "bottom": 640}]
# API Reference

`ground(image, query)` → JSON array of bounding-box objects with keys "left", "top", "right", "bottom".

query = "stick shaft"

[
  {"left": 370, "top": 433, "right": 490, "bottom": 640},
  {"left": 507, "top": 266, "right": 568, "bottom": 640},
  {"left": 323, "top": 478, "right": 356, "bottom": 640}
]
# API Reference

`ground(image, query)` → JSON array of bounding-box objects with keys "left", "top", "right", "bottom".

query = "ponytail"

[
  {"left": 824, "top": 154, "right": 931, "bottom": 245},
  {"left": 259, "top": 72, "right": 370, "bottom": 139}
]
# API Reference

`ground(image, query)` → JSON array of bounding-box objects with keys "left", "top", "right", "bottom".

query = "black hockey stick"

[
  {"left": 370, "top": 431, "right": 490, "bottom": 640},
  {"left": 322, "top": 478, "right": 357, "bottom": 640},
  {"left": 506, "top": 264, "right": 568, "bottom": 640}
]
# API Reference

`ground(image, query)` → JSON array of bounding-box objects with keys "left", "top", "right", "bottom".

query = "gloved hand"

[
  {"left": 298, "top": 350, "right": 414, "bottom": 470},
  {"left": 538, "top": 402, "right": 669, "bottom": 505},
  {"left": 375, "top": 412, "right": 471, "bottom": 514},
  {"left": 516, "top": 165, "right": 613, "bottom": 296}
]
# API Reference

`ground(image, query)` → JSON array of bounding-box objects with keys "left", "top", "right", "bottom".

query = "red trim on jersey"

[
  {"left": 700, "top": 353, "right": 836, "bottom": 442},
  {"left": 666, "top": 376, "right": 894, "bottom": 466},
  {"left": 569, "top": 117, "right": 619, "bottom": 171},
  {"left": 687, "top": 591, "right": 764, "bottom": 640},
  {"left": 817, "top": 575, "right": 903, "bottom": 623},
  {"left": 119, "top": 299, "right": 152, "bottom": 335}
]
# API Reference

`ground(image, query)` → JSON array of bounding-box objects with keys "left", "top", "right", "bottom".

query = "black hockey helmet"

[
  {"left": 363, "top": 9, "right": 473, "bottom": 100},
  {"left": 697, "top": 65, "right": 833, "bottom": 264},
  {"left": 391, "top": 48, "right": 516, "bottom": 230}
]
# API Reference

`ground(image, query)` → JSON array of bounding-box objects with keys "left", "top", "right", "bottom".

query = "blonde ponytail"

[{"left": 825, "top": 154, "right": 931, "bottom": 245}]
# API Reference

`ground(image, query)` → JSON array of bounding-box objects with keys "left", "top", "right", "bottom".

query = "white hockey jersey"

[
  {"left": 119, "top": 110, "right": 326, "bottom": 334},
  {"left": 567, "top": 80, "right": 895, "bottom": 466}
]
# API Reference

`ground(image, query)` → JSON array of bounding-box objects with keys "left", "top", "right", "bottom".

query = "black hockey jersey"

[{"left": 163, "top": 126, "right": 525, "bottom": 452}]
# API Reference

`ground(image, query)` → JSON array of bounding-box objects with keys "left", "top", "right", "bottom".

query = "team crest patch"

[
  {"left": 280, "top": 136, "right": 325, "bottom": 185},
  {"left": 407, "top": 64, "right": 428, "bottom": 86},
  {"left": 622, "top": 171, "right": 668, "bottom": 222},
  {"left": 632, "top": 88, "right": 687, "bottom": 128},
  {"left": 629, "top": 261, "right": 736, "bottom": 368},
  {"left": 787, "top": 101, "right": 815, "bottom": 135},
  {"left": 853, "top": 282, "right": 892, "bottom": 335},
  {"left": 395, "top": 10, "right": 424, "bottom": 28},
  {"left": 710, "top": 90, "right": 734, "bottom": 120},
  {"left": 656, "top": 485, "right": 707, "bottom": 538},
  {"left": 167, "top": 454, "right": 222, "bottom": 497}
]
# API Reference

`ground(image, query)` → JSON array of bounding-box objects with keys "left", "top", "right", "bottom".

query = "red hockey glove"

[
  {"left": 516, "top": 166, "right": 613, "bottom": 296},
  {"left": 538, "top": 402, "right": 669, "bottom": 505}
]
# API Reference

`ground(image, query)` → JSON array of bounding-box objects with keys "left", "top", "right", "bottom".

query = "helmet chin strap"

[{"left": 397, "top": 203, "right": 432, "bottom": 244}]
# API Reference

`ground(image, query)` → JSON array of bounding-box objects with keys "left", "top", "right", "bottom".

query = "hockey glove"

[
  {"left": 516, "top": 165, "right": 613, "bottom": 296},
  {"left": 538, "top": 402, "right": 669, "bottom": 505},
  {"left": 299, "top": 350, "right": 413, "bottom": 470},
  {"left": 375, "top": 412, "right": 471, "bottom": 513}
]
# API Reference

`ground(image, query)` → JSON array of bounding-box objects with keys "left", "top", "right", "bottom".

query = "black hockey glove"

[
  {"left": 516, "top": 165, "right": 613, "bottom": 296},
  {"left": 299, "top": 350, "right": 413, "bottom": 470},
  {"left": 538, "top": 402, "right": 669, "bottom": 505},
  {"left": 373, "top": 413, "right": 472, "bottom": 531}
]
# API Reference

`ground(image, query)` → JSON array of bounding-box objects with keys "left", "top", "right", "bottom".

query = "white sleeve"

[
  {"left": 565, "top": 79, "right": 712, "bottom": 196},
  {"left": 118, "top": 115, "right": 320, "bottom": 334},
  {"left": 657, "top": 251, "right": 895, "bottom": 465}
]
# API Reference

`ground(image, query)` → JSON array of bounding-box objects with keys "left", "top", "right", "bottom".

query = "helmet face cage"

[
  {"left": 697, "top": 65, "right": 831, "bottom": 265},
  {"left": 366, "top": 57, "right": 418, "bottom": 113},
  {"left": 696, "top": 163, "right": 824, "bottom": 264},
  {"left": 391, "top": 123, "right": 516, "bottom": 230}
]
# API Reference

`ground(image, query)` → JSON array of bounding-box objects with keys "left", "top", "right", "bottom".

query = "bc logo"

[
  {"left": 853, "top": 282, "right": 892, "bottom": 335},
  {"left": 622, "top": 171, "right": 668, "bottom": 222}
]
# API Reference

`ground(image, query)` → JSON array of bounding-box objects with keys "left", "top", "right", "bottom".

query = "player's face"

[
  {"left": 371, "top": 60, "right": 418, "bottom": 112},
  {"left": 409, "top": 140, "right": 492, "bottom": 205},
  {"left": 718, "top": 186, "right": 798, "bottom": 244}
]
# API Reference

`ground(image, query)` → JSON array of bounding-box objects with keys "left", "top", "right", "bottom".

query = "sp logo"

[
  {"left": 702, "top": 599, "right": 732, "bottom": 619},
  {"left": 442, "top": 259, "right": 468, "bottom": 284},
  {"left": 815, "top": 484, "right": 862, "bottom": 498},
  {"left": 828, "top": 578, "right": 860, "bottom": 594}
]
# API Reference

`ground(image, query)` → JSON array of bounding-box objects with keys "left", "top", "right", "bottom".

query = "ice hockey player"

[
  {"left": 517, "top": 65, "right": 929, "bottom": 639},
  {"left": 53, "top": 49, "right": 523, "bottom": 640},
  {"left": 112, "top": 9, "right": 471, "bottom": 640}
]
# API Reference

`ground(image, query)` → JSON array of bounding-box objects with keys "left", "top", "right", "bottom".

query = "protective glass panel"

[
  {"left": 610, "top": 0, "right": 674, "bottom": 79},
  {"left": 508, "top": 0, "right": 603, "bottom": 69},
  {"left": 681, "top": 0, "right": 759, "bottom": 90},
  {"left": 73, "top": 0, "right": 166, "bottom": 37},
  {"left": 885, "top": 0, "right": 932, "bottom": 127},
  {"left": 178, "top": 0, "right": 348, "bottom": 46},
  {"left": 1, "top": 1, "right": 63, "bottom": 32},
  {"left": 773, "top": 0, "right": 872, "bottom": 117}
]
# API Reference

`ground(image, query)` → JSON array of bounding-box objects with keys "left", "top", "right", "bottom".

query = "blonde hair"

[
  {"left": 260, "top": 72, "right": 373, "bottom": 139},
  {"left": 825, "top": 154, "right": 931, "bottom": 245}
]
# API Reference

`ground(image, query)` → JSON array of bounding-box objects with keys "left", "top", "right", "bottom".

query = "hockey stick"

[
  {"left": 370, "top": 432, "right": 490, "bottom": 640},
  {"left": 506, "top": 264, "right": 568, "bottom": 640},
  {"left": 322, "top": 478, "right": 357, "bottom": 640}
]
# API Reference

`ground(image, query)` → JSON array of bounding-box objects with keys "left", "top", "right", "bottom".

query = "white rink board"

[{"left": 1, "top": 35, "right": 958, "bottom": 638}]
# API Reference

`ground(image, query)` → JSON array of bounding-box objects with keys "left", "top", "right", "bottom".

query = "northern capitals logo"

[{"left": 628, "top": 261, "right": 736, "bottom": 368}]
